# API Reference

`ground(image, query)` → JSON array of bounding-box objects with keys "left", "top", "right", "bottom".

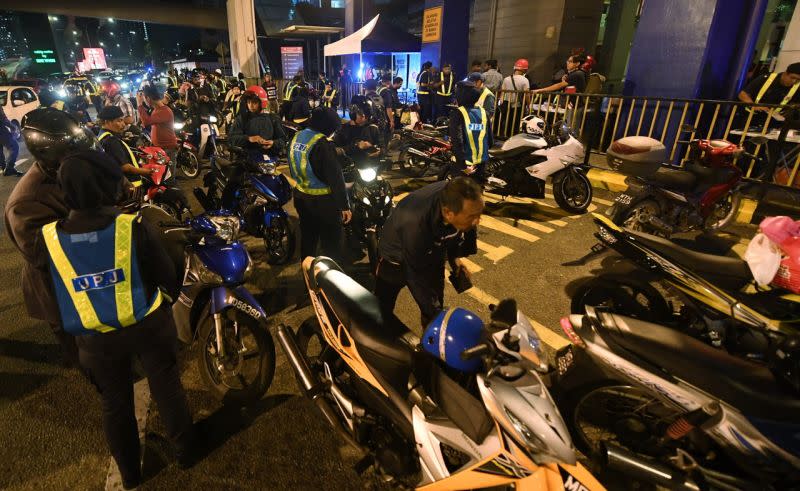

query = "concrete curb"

[{"left": 586, "top": 167, "right": 760, "bottom": 225}]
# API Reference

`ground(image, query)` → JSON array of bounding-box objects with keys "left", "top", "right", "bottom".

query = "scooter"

[
  {"left": 276, "top": 257, "right": 607, "bottom": 490},
  {"left": 160, "top": 211, "right": 276, "bottom": 405},
  {"left": 483, "top": 117, "right": 593, "bottom": 214},
  {"left": 605, "top": 136, "right": 748, "bottom": 236},
  {"left": 555, "top": 306, "right": 800, "bottom": 490}
]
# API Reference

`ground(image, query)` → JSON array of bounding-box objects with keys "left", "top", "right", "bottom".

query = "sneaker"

[{"left": 3, "top": 170, "right": 23, "bottom": 177}]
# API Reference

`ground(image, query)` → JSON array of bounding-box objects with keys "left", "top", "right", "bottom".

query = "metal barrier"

[
  {"left": 493, "top": 89, "right": 800, "bottom": 188},
  {"left": 276, "top": 78, "right": 363, "bottom": 112}
]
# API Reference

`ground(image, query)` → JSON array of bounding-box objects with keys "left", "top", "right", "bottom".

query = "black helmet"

[
  {"left": 348, "top": 104, "right": 365, "bottom": 120},
  {"left": 22, "top": 108, "right": 100, "bottom": 171},
  {"left": 309, "top": 107, "right": 341, "bottom": 136}
]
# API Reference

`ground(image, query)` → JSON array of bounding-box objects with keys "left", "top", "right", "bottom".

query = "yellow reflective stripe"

[
  {"left": 114, "top": 214, "right": 136, "bottom": 326},
  {"left": 754, "top": 73, "right": 777, "bottom": 104},
  {"left": 42, "top": 222, "right": 114, "bottom": 333},
  {"left": 476, "top": 87, "right": 491, "bottom": 108},
  {"left": 120, "top": 140, "right": 139, "bottom": 169},
  {"left": 291, "top": 132, "right": 331, "bottom": 195},
  {"left": 784, "top": 82, "right": 800, "bottom": 106},
  {"left": 458, "top": 106, "right": 487, "bottom": 165},
  {"left": 437, "top": 73, "right": 453, "bottom": 96},
  {"left": 146, "top": 290, "right": 164, "bottom": 316}
]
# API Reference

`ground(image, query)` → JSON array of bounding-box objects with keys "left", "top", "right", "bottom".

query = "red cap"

[{"left": 514, "top": 59, "right": 529, "bottom": 72}]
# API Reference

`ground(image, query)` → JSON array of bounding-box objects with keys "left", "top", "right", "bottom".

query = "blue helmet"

[{"left": 422, "top": 307, "right": 485, "bottom": 373}]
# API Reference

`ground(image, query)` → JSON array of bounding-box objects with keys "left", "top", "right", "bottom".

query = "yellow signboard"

[{"left": 422, "top": 7, "right": 443, "bottom": 43}]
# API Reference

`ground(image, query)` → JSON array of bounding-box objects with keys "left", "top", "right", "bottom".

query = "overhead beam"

[{"left": 3, "top": 0, "right": 228, "bottom": 30}]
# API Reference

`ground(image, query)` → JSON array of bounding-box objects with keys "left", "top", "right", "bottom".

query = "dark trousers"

[
  {"left": 374, "top": 258, "right": 443, "bottom": 328},
  {"left": 418, "top": 94, "right": 433, "bottom": 124},
  {"left": 294, "top": 193, "right": 344, "bottom": 261},
  {"left": 0, "top": 134, "right": 19, "bottom": 174},
  {"left": 434, "top": 95, "right": 452, "bottom": 123},
  {"left": 75, "top": 310, "right": 193, "bottom": 486}
]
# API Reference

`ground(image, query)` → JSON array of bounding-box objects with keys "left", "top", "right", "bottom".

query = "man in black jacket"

[
  {"left": 375, "top": 177, "right": 482, "bottom": 327},
  {"left": 334, "top": 104, "right": 382, "bottom": 165}
]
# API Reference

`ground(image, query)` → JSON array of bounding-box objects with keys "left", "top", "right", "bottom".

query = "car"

[
  {"left": 0, "top": 85, "right": 41, "bottom": 140},
  {"left": 10, "top": 78, "right": 50, "bottom": 94}
]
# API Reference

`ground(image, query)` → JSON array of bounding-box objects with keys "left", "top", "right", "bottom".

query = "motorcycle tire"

[
  {"left": 552, "top": 169, "right": 593, "bottom": 214},
  {"left": 570, "top": 275, "right": 671, "bottom": 322},
  {"left": 142, "top": 201, "right": 182, "bottom": 221},
  {"left": 704, "top": 191, "right": 741, "bottom": 232},
  {"left": 398, "top": 149, "right": 431, "bottom": 178},
  {"left": 617, "top": 199, "right": 664, "bottom": 236},
  {"left": 264, "top": 217, "right": 295, "bottom": 265},
  {"left": 196, "top": 307, "right": 276, "bottom": 406},
  {"left": 178, "top": 150, "right": 200, "bottom": 178}
]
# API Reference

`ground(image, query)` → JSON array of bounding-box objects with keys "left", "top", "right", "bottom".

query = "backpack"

[{"left": 353, "top": 93, "right": 387, "bottom": 130}]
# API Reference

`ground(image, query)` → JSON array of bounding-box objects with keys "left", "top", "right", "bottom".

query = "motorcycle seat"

[
  {"left": 642, "top": 167, "right": 696, "bottom": 192},
  {"left": 312, "top": 258, "right": 414, "bottom": 370},
  {"left": 627, "top": 230, "right": 752, "bottom": 291},
  {"left": 599, "top": 312, "right": 800, "bottom": 421},
  {"left": 488, "top": 145, "right": 530, "bottom": 159}
]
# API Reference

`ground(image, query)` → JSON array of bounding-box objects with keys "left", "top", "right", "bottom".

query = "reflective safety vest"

[
  {"left": 417, "top": 71, "right": 429, "bottom": 95},
  {"left": 752, "top": 72, "right": 800, "bottom": 107},
  {"left": 458, "top": 106, "right": 489, "bottom": 166},
  {"left": 437, "top": 72, "right": 454, "bottom": 96},
  {"left": 476, "top": 87, "right": 494, "bottom": 109},
  {"left": 284, "top": 82, "right": 298, "bottom": 101},
  {"left": 322, "top": 88, "right": 337, "bottom": 107},
  {"left": 289, "top": 129, "right": 331, "bottom": 195},
  {"left": 377, "top": 86, "right": 389, "bottom": 96},
  {"left": 99, "top": 131, "right": 142, "bottom": 188},
  {"left": 42, "top": 214, "right": 163, "bottom": 335},
  {"left": 168, "top": 75, "right": 178, "bottom": 88},
  {"left": 51, "top": 100, "right": 65, "bottom": 111}
]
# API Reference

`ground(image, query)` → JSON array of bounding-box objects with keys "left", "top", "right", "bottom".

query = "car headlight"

[
  {"left": 258, "top": 162, "right": 276, "bottom": 175},
  {"left": 505, "top": 408, "right": 547, "bottom": 454},
  {"left": 358, "top": 167, "right": 377, "bottom": 182},
  {"left": 209, "top": 115, "right": 218, "bottom": 123},
  {"left": 173, "top": 122, "right": 185, "bottom": 130},
  {"left": 210, "top": 215, "right": 240, "bottom": 242}
]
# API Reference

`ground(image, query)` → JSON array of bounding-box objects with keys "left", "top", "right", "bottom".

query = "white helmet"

[{"left": 521, "top": 115, "right": 545, "bottom": 136}]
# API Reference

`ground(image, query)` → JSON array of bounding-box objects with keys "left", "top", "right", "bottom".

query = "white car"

[{"left": 1, "top": 85, "right": 40, "bottom": 140}]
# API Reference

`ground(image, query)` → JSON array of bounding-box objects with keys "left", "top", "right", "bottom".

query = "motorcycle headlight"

[
  {"left": 258, "top": 162, "right": 276, "bottom": 175},
  {"left": 173, "top": 122, "right": 185, "bottom": 130},
  {"left": 358, "top": 167, "right": 378, "bottom": 182},
  {"left": 210, "top": 215, "right": 240, "bottom": 242},
  {"left": 197, "top": 261, "right": 224, "bottom": 284},
  {"left": 384, "top": 195, "right": 391, "bottom": 204},
  {"left": 58, "top": 89, "right": 67, "bottom": 97},
  {"left": 156, "top": 153, "right": 167, "bottom": 164},
  {"left": 209, "top": 115, "right": 218, "bottom": 123},
  {"left": 361, "top": 196, "right": 371, "bottom": 205},
  {"left": 505, "top": 408, "right": 547, "bottom": 454}
]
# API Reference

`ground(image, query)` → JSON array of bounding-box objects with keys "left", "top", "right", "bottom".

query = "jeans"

[{"left": 0, "top": 134, "right": 19, "bottom": 174}]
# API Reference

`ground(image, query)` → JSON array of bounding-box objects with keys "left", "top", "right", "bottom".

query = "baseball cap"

[{"left": 467, "top": 72, "right": 485, "bottom": 83}]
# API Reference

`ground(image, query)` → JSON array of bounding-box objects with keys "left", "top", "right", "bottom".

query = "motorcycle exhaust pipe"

[
  {"left": 602, "top": 442, "right": 701, "bottom": 491},
  {"left": 407, "top": 147, "right": 430, "bottom": 159},
  {"left": 275, "top": 324, "right": 365, "bottom": 454}
]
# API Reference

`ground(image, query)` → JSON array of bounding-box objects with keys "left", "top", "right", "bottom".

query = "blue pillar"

[
  {"left": 420, "top": 0, "right": 470, "bottom": 79},
  {"left": 623, "top": 0, "right": 767, "bottom": 99}
]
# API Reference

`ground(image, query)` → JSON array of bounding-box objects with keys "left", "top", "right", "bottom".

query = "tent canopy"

[{"left": 324, "top": 14, "right": 420, "bottom": 57}]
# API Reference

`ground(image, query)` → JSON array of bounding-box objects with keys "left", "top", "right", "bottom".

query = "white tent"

[{"left": 323, "top": 15, "right": 381, "bottom": 57}]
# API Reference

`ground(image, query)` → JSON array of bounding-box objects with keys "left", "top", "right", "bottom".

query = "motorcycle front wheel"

[
  {"left": 704, "top": 191, "right": 741, "bottom": 232},
  {"left": 196, "top": 308, "right": 276, "bottom": 405},
  {"left": 178, "top": 149, "right": 200, "bottom": 178},
  {"left": 552, "top": 169, "right": 593, "bottom": 214},
  {"left": 571, "top": 275, "right": 671, "bottom": 322},
  {"left": 264, "top": 216, "right": 295, "bottom": 265}
]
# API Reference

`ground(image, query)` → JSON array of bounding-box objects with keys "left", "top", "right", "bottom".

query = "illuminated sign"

[
  {"left": 422, "top": 7, "right": 442, "bottom": 43},
  {"left": 33, "top": 49, "right": 56, "bottom": 64},
  {"left": 82, "top": 48, "right": 107, "bottom": 69},
  {"left": 280, "top": 46, "right": 304, "bottom": 78}
]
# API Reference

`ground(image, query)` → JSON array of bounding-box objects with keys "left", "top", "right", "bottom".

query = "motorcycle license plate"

[
  {"left": 615, "top": 193, "right": 633, "bottom": 205},
  {"left": 555, "top": 345, "right": 575, "bottom": 376}
]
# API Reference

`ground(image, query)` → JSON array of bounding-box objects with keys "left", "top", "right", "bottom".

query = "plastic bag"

[
  {"left": 772, "top": 236, "right": 800, "bottom": 293},
  {"left": 760, "top": 216, "right": 800, "bottom": 246},
  {"left": 744, "top": 233, "right": 782, "bottom": 286}
]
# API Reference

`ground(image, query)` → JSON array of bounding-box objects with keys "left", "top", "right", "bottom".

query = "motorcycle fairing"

[
  {"left": 260, "top": 208, "right": 288, "bottom": 229},
  {"left": 527, "top": 135, "right": 585, "bottom": 179},
  {"left": 209, "top": 285, "right": 266, "bottom": 320}
]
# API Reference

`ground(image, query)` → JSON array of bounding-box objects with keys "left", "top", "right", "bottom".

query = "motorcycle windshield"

[
  {"left": 250, "top": 174, "right": 280, "bottom": 202},
  {"left": 195, "top": 241, "right": 250, "bottom": 284}
]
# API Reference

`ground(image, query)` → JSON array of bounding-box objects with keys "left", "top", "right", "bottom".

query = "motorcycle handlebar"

[{"left": 461, "top": 343, "right": 491, "bottom": 361}]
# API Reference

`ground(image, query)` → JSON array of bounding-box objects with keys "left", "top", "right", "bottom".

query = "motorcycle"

[
  {"left": 172, "top": 112, "right": 201, "bottom": 178},
  {"left": 160, "top": 211, "right": 276, "bottom": 405},
  {"left": 396, "top": 124, "right": 452, "bottom": 177},
  {"left": 342, "top": 155, "right": 394, "bottom": 270},
  {"left": 276, "top": 256, "right": 606, "bottom": 490},
  {"left": 555, "top": 306, "right": 800, "bottom": 490},
  {"left": 195, "top": 149, "right": 295, "bottom": 265},
  {"left": 605, "top": 136, "right": 747, "bottom": 236},
  {"left": 483, "top": 117, "right": 593, "bottom": 214}
]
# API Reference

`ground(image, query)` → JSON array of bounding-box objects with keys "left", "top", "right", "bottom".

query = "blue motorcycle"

[
  {"left": 161, "top": 211, "right": 276, "bottom": 405},
  {"left": 195, "top": 149, "right": 295, "bottom": 265}
]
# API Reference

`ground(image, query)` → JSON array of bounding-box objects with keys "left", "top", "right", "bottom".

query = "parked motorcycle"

[
  {"left": 605, "top": 136, "right": 747, "bottom": 236},
  {"left": 172, "top": 118, "right": 201, "bottom": 178},
  {"left": 195, "top": 149, "right": 295, "bottom": 265},
  {"left": 160, "top": 211, "right": 276, "bottom": 405},
  {"left": 118, "top": 137, "right": 189, "bottom": 220},
  {"left": 555, "top": 306, "right": 800, "bottom": 490},
  {"left": 276, "top": 256, "right": 606, "bottom": 489},
  {"left": 483, "top": 117, "right": 593, "bottom": 214},
  {"left": 571, "top": 213, "right": 800, "bottom": 371},
  {"left": 396, "top": 124, "right": 452, "bottom": 177}
]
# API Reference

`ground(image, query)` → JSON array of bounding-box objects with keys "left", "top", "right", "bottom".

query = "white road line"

[
  {"left": 105, "top": 379, "right": 150, "bottom": 491},
  {"left": 484, "top": 192, "right": 558, "bottom": 209},
  {"left": 476, "top": 239, "right": 514, "bottom": 263},
  {"left": 480, "top": 215, "right": 540, "bottom": 243},
  {"left": 516, "top": 219, "right": 555, "bottom": 234},
  {"left": 459, "top": 257, "right": 483, "bottom": 273}
]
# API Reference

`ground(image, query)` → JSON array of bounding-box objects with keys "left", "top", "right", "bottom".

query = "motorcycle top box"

[{"left": 606, "top": 136, "right": 666, "bottom": 177}]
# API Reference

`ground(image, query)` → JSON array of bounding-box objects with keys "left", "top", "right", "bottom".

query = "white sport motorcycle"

[{"left": 485, "top": 115, "right": 592, "bottom": 213}]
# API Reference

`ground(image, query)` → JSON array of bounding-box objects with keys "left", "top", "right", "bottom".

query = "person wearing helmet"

[
  {"left": 333, "top": 104, "right": 382, "bottom": 165},
  {"left": 188, "top": 72, "right": 215, "bottom": 117},
  {"left": 289, "top": 107, "right": 352, "bottom": 261},
  {"left": 499, "top": 59, "right": 531, "bottom": 136},
  {"left": 448, "top": 80, "right": 493, "bottom": 183},
  {"left": 228, "top": 89, "right": 285, "bottom": 160},
  {"left": 260, "top": 73, "right": 279, "bottom": 113},
  {"left": 65, "top": 83, "right": 92, "bottom": 123},
  {"left": 223, "top": 84, "right": 242, "bottom": 115},
  {"left": 102, "top": 80, "right": 137, "bottom": 127},
  {"left": 30, "top": 151, "right": 196, "bottom": 489},
  {"left": 375, "top": 176, "right": 482, "bottom": 327},
  {"left": 212, "top": 68, "right": 227, "bottom": 97},
  {"left": 533, "top": 54, "right": 587, "bottom": 94},
  {"left": 4, "top": 108, "right": 102, "bottom": 366},
  {"left": 416, "top": 61, "right": 434, "bottom": 123}
]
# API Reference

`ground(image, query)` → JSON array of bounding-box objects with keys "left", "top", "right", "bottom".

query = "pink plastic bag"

[{"left": 760, "top": 216, "right": 800, "bottom": 246}]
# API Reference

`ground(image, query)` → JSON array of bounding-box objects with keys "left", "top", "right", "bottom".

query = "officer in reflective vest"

[
  {"left": 281, "top": 75, "right": 303, "bottom": 120},
  {"left": 416, "top": 61, "right": 434, "bottom": 123},
  {"left": 36, "top": 152, "right": 194, "bottom": 489},
  {"left": 738, "top": 62, "right": 800, "bottom": 129},
  {"left": 469, "top": 72, "right": 496, "bottom": 120},
  {"left": 96, "top": 106, "right": 152, "bottom": 190},
  {"left": 434, "top": 63, "right": 455, "bottom": 122},
  {"left": 322, "top": 80, "right": 339, "bottom": 109},
  {"left": 289, "top": 107, "right": 351, "bottom": 260},
  {"left": 448, "top": 81, "right": 492, "bottom": 184}
]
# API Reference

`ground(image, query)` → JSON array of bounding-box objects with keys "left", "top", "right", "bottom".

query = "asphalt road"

[{"left": 0, "top": 139, "right": 756, "bottom": 490}]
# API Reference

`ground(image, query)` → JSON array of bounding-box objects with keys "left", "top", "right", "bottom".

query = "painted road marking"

[
  {"left": 516, "top": 219, "right": 555, "bottom": 234},
  {"left": 484, "top": 192, "right": 557, "bottom": 209},
  {"left": 393, "top": 192, "right": 409, "bottom": 203},
  {"left": 105, "top": 379, "right": 150, "bottom": 491},
  {"left": 480, "top": 215, "right": 540, "bottom": 243},
  {"left": 459, "top": 258, "right": 483, "bottom": 273},
  {"left": 477, "top": 240, "right": 514, "bottom": 263}
]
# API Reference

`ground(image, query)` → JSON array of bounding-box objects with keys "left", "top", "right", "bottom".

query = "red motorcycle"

[
  {"left": 120, "top": 143, "right": 188, "bottom": 220},
  {"left": 605, "top": 136, "right": 749, "bottom": 237},
  {"left": 396, "top": 124, "right": 452, "bottom": 177}
]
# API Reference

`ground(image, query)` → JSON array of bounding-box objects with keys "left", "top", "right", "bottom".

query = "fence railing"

[{"left": 494, "top": 90, "right": 800, "bottom": 189}]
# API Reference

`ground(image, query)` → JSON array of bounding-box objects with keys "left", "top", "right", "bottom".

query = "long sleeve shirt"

[
  {"left": 138, "top": 104, "right": 177, "bottom": 149},
  {"left": 297, "top": 137, "right": 350, "bottom": 211}
]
